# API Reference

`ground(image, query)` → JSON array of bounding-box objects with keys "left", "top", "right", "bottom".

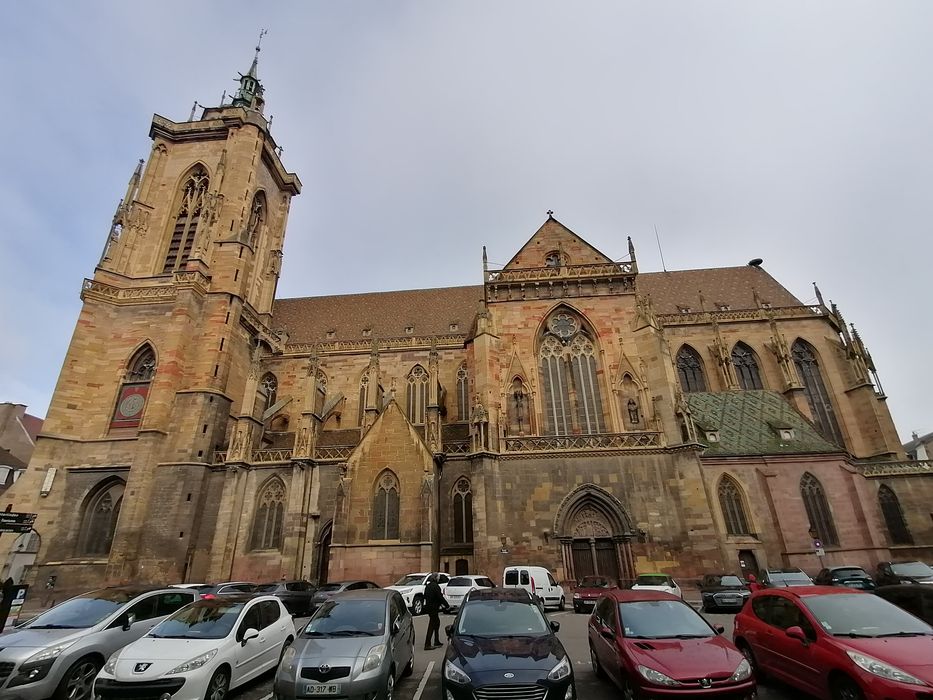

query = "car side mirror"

[
  {"left": 715, "top": 625, "right": 725, "bottom": 635},
  {"left": 241, "top": 628, "right": 260, "bottom": 646},
  {"left": 550, "top": 620, "right": 560, "bottom": 633},
  {"left": 122, "top": 612, "right": 136, "bottom": 631},
  {"left": 785, "top": 626, "right": 808, "bottom": 644},
  {"left": 445, "top": 624, "right": 453, "bottom": 636},
  {"left": 600, "top": 623, "right": 614, "bottom": 639}
]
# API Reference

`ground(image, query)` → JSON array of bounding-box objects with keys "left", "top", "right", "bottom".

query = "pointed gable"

[{"left": 501, "top": 217, "right": 615, "bottom": 271}]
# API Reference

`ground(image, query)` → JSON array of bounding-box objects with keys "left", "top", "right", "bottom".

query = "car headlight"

[
  {"left": 362, "top": 643, "right": 387, "bottom": 673},
  {"left": 23, "top": 641, "right": 76, "bottom": 666},
  {"left": 281, "top": 645, "right": 297, "bottom": 670},
  {"left": 846, "top": 651, "right": 927, "bottom": 686},
  {"left": 445, "top": 660, "right": 471, "bottom": 684},
  {"left": 103, "top": 651, "right": 120, "bottom": 675},
  {"left": 573, "top": 593, "right": 581, "bottom": 599},
  {"left": 8, "top": 641, "right": 76, "bottom": 688},
  {"left": 637, "top": 665, "right": 681, "bottom": 687},
  {"left": 548, "top": 656, "right": 571, "bottom": 681},
  {"left": 168, "top": 649, "right": 218, "bottom": 674},
  {"left": 729, "top": 659, "right": 752, "bottom": 682}
]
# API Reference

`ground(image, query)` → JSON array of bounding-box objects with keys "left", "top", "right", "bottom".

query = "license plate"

[{"left": 305, "top": 684, "right": 341, "bottom": 695}]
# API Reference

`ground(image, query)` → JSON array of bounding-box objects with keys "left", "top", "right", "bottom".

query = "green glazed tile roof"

[{"left": 686, "top": 390, "right": 841, "bottom": 456}]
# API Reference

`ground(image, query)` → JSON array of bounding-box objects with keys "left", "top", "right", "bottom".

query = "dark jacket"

[{"left": 425, "top": 579, "right": 448, "bottom": 614}]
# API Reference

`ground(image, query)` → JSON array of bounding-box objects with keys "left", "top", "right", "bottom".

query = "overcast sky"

[{"left": 2, "top": 2, "right": 930, "bottom": 442}]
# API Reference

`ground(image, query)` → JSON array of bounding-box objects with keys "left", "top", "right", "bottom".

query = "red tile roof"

[
  {"left": 638, "top": 266, "right": 802, "bottom": 314},
  {"left": 20, "top": 414, "right": 43, "bottom": 443}
]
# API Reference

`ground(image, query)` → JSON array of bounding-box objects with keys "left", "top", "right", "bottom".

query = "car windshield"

[
  {"left": 620, "top": 600, "right": 715, "bottom": 639},
  {"left": 448, "top": 578, "right": 476, "bottom": 587},
  {"left": 304, "top": 600, "right": 386, "bottom": 637},
  {"left": 149, "top": 601, "right": 244, "bottom": 639},
  {"left": 457, "top": 600, "right": 550, "bottom": 637},
  {"left": 394, "top": 575, "right": 426, "bottom": 586},
  {"left": 635, "top": 575, "right": 669, "bottom": 586},
  {"left": 580, "top": 576, "right": 613, "bottom": 588},
  {"left": 25, "top": 589, "right": 142, "bottom": 629},
  {"left": 255, "top": 584, "right": 280, "bottom": 592},
  {"left": 803, "top": 593, "right": 933, "bottom": 637},
  {"left": 709, "top": 576, "right": 744, "bottom": 587},
  {"left": 318, "top": 584, "right": 344, "bottom": 592},
  {"left": 833, "top": 569, "right": 870, "bottom": 580},
  {"left": 891, "top": 562, "right": 933, "bottom": 577},
  {"left": 769, "top": 572, "right": 811, "bottom": 586}
]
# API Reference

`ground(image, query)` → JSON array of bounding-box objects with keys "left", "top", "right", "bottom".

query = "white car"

[
  {"left": 385, "top": 572, "right": 450, "bottom": 615},
  {"left": 503, "top": 565, "right": 566, "bottom": 610},
  {"left": 631, "top": 573, "right": 682, "bottom": 598},
  {"left": 443, "top": 575, "right": 495, "bottom": 611},
  {"left": 93, "top": 594, "right": 295, "bottom": 700}
]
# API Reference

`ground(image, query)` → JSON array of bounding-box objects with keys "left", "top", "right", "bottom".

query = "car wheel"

[
  {"left": 205, "top": 667, "right": 230, "bottom": 700},
  {"left": 589, "top": 644, "right": 605, "bottom": 679},
  {"left": 621, "top": 676, "right": 640, "bottom": 700},
  {"left": 412, "top": 595, "right": 424, "bottom": 616},
  {"left": 54, "top": 655, "right": 101, "bottom": 700},
  {"left": 831, "top": 675, "right": 865, "bottom": 700},
  {"left": 384, "top": 667, "right": 396, "bottom": 700},
  {"left": 558, "top": 596, "right": 566, "bottom": 611}
]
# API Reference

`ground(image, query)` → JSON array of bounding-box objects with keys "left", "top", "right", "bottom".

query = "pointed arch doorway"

[
  {"left": 316, "top": 521, "right": 333, "bottom": 585},
  {"left": 555, "top": 484, "right": 636, "bottom": 585}
]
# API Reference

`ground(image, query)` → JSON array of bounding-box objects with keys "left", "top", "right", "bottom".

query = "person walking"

[{"left": 424, "top": 573, "right": 450, "bottom": 650}]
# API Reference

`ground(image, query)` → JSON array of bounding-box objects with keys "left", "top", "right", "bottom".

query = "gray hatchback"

[{"left": 275, "top": 589, "right": 414, "bottom": 700}]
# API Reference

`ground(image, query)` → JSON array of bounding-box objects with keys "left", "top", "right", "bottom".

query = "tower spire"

[{"left": 232, "top": 30, "right": 267, "bottom": 113}]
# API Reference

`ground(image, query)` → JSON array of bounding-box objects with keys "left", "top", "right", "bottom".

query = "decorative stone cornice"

[
  {"left": 656, "top": 304, "right": 825, "bottom": 326},
  {"left": 284, "top": 334, "right": 467, "bottom": 356},
  {"left": 855, "top": 460, "right": 933, "bottom": 478},
  {"left": 81, "top": 278, "right": 176, "bottom": 305},
  {"left": 486, "top": 262, "right": 636, "bottom": 304}
]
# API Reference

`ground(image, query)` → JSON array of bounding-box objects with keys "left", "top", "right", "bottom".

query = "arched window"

[
  {"left": 732, "top": 343, "right": 763, "bottom": 390},
  {"left": 371, "top": 471, "right": 400, "bottom": 540},
  {"left": 878, "top": 485, "right": 913, "bottom": 545},
  {"left": 453, "top": 477, "right": 473, "bottom": 543},
  {"left": 718, "top": 476, "right": 751, "bottom": 535},
  {"left": 111, "top": 344, "right": 156, "bottom": 430},
  {"left": 78, "top": 479, "right": 124, "bottom": 556},
  {"left": 259, "top": 373, "right": 278, "bottom": 416},
  {"left": 407, "top": 365, "right": 428, "bottom": 425},
  {"left": 792, "top": 340, "right": 843, "bottom": 445},
  {"left": 676, "top": 345, "right": 707, "bottom": 393},
  {"left": 314, "top": 370, "right": 327, "bottom": 416},
  {"left": 800, "top": 472, "right": 838, "bottom": 546},
  {"left": 251, "top": 478, "right": 286, "bottom": 550},
  {"left": 456, "top": 363, "right": 469, "bottom": 421},
  {"left": 507, "top": 377, "right": 532, "bottom": 436},
  {"left": 539, "top": 310, "right": 606, "bottom": 435},
  {"left": 162, "top": 166, "right": 209, "bottom": 273},
  {"left": 245, "top": 191, "right": 265, "bottom": 246}
]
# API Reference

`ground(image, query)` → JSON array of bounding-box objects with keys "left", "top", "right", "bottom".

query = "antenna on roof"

[{"left": 654, "top": 225, "right": 667, "bottom": 272}]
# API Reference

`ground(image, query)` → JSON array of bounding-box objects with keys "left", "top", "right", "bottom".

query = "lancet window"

[
  {"left": 77, "top": 479, "right": 125, "bottom": 556},
  {"left": 456, "top": 363, "right": 469, "bottom": 421},
  {"left": 731, "top": 343, "right": 764, "bottom": 390},
  {"left": 162, "top": 166, "right": 209, "bottom": 273},
  {"left": 878, "top": 485, "right": 913, "bottom": 545},
  {"left": 718, "top": 476, "right": 751, "bottom": 536},
  {"left": 250, "top": 478, "right": 286, "bottom": 550},
  {"left": 371, "top": 471, "right": 400, "bottom": 540},
  {"left": 792, "top": 340, "right": 843, "bottom": 445},
  {"left": 800, "top": 472, "right": 839, "bottom": 546},
  {"left": 676, "top": 345, "right": 707, "bottom": 393},
  {"left": 407, "top": 365, "right": 428, "bottom": 425},
  {"left": 452, "top": 478, "right": 473, "bottom": 543},
  {"left": 259, "top": 373, "right": 278, "bottom": 416}
]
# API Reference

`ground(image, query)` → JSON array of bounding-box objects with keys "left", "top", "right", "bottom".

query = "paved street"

[{"left": 227, "top": 609, "right": 804, "bottom": 700}]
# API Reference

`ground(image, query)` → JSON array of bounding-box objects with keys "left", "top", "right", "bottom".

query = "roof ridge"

[{"left": 275, "top": 284, "right": 483, "bottom": 304}]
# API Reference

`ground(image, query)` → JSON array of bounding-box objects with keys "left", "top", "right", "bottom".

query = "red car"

[
  {"left": 734, "top": 586, "right": 933, "bottom": 700},
  {"left": 573, "top": 574, "right": 616, "bottom": 613},
  {"left": 588, "top": 589, "right": 756, "bottom": 699}
]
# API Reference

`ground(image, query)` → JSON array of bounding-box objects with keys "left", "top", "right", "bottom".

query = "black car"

[
  {"left": 254, "top": 580, "right": 317, "bottom": 615},
  {"left": 192, "top": 581, "right": 256, "bottom": 598},
  {"left": 698, "top": 574, "right": 750, "bottom": 612},
  {"left": 759, "top": 568, "right": 813, "bottom": 588},
  {"left": 443, "top": 588, "right": 575, "bottom": 700},
  {"left": 876, "top": 561, "right": 933, "bottom": 586},
  {"left": 875, "top": 584, "right": 933, "bottom": 625},
  {"left": 308, "top": 580, "right": 381, "bottom": 613},
  {"left": 813, "top": 566, "right": 875, "bottom": 590}
]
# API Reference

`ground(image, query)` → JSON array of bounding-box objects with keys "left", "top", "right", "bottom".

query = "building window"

[
  {"left": 545, "top": 251, "right": 561, "bottom": 268},
  {"left": 371, "top": 471, "right": 400, "bottom": 540},
  {"left": 732, "top": 342, "right": 764, "bottom": 390},
  {"left": 162, "top": 166, "right": 209, "bottom": 273},
  {"left": 250, "top": 478, "right": 286, "bottom": 550},
  {"left": 718, "top": 476, "right": 751, "bottom": 536},
  {"left": 407, "top": 365, "right": 428, "bottom": 425},
  {"left": 453, "top": 478, "right": 473, "bottom": 543},
  {"left": 111, "top": 344, "right": 156, "bottom": 430},
  {"left": 245, "top": 191, "right": 265, "bottom": 246},
  {"left": 676, "top": 345, "right": 707, "bottom": 393},
  {"left": 800, "top": 472, "right": 839, "bottom": 546},
  {"left": 878, "top": 485, "right": 913, "bottom": 545},
  {"left": 77, "top": 479, "right": 125, "bottom": 556},
  {"left": 507, "top": 377, "right": 532, "bottom": 435},
  {"left": 457, "top": 363, "right": 469, "bottom": 421},
  {"left": 792, "top": 340, "right": 843, "bottom": 445},
  {"left": 539, "top": 310, "right": 606, "bottom": 435}
]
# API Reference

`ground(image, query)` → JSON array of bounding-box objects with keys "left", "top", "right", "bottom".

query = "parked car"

[
  {"left": 442, "top": 588, "right": 575, "bottom": 700},
  {"left": 502, "top": 565, "right": 566, "bottom": 610},
  {"left": 308, "top": 580, "right": 381, "bottom": 614},
  {"left": 698, "top": 574, "right": 750, "bottom": 612},
  {"left": 0, "top": 586, "right": 196, "bottom": 700},
  {"left": 588, "top": 589, "right": 755, "bottom": 699},
  {"left": 813, "top": 566, "right": 876, "bottom": 590},
  {"left": 386, "top": 572, "right": 450, "bottom": 615},
  {"left": 573, "top": 575, "right": 616, "bottom": 613},
  {"left": 876, "top": 584, "right": 933, "bottom": 625},
  {"left": 93, "top": 594, "right": 295, "bottom": 700},
  {"left": 734, "top": 586, "right": 933, "bottom": 699},
  {"left": 631, "top": 573, "right": 682, "bottom": 598},
  {"left": 274, "top": 589, "right": 415, "bottom": 700},
  {"left": 876, "top": 561, "right": 933, "bottom": 586},
  {"left": 254, "top": 580, "right": 317, "bottom": 616},
  {"left": 443, "top": 575, "right": 495, "bottom": 611},
  {"left": 196, "top": 581, "right": 257, "bottom": 598},
  {"left": 760, "top": 568, "right": 813, "bottom": 588}
]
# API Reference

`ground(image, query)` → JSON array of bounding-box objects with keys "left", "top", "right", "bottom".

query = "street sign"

[
  {"left": 815, "top": 547, "right": 825, "bottom": 557},
  {"left": 0, "top": 512, "right": 37, "bottom": 533}
]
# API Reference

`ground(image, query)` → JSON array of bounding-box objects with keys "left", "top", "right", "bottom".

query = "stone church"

[{"left": 5, "top": 52, "right": 932, "bottom": 599}]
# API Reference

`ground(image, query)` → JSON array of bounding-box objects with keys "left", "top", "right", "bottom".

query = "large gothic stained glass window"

[
  {"left": 792, "top": 340, "right": 843, "bottom": 445},
  {"left": 371, "top": 471, "right": 400, "bottom": 540},
  {"left": 718, "top": 476, "right": 751, "bottom": 535},
  {"left": 878, "top": 485, "right": 913, "bottom": 545},
  {"left": 251, "top": 478, "right": 286, "bottom": 550},
  {"left": 538, "top": 310, "right": 606, "bottom": 435},
  {"left": 407, "top": 365, "right": 428, "bottom": 425},
  {"left": 162, "top": 166, "right": 209, "bottom": 273},
  {"left": 452, "top": 478, "right": 473, "bottom": 543},
  {"left": 78, "top": 479, "right": 125, "bottom": 556},
  {"left": 731, "top": 342, "right": 764, "bottom": 390},
  {"left": 800, "top": 472, "right": 839, "bottom": 546},
  {"left": 676, "top": 346, "right": 707, "bottom": 393}
]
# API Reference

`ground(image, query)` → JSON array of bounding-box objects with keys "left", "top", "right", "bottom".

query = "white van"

[{"left": 503, "top": 566, "right": 565, "bottom": 610}]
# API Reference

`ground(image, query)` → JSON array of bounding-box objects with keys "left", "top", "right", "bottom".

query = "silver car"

[
  {"left": 0, "top": 586, "right": 197, "bottom": 700},
  {"left": 275, "top": 589, "right": 414, "bottom": 700}
]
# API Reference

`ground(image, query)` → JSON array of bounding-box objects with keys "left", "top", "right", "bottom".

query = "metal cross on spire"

[
  {"left": 256, "top": 29, "right": 268, "bottom": 55},
  {"left": 547, "top": 209, "right": 554, "bottom": 218}
]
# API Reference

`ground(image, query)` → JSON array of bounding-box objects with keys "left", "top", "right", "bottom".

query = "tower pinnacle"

[{"left": 232, "top": 30, "right": 267, "bottom": 112}]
